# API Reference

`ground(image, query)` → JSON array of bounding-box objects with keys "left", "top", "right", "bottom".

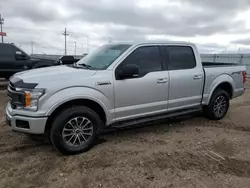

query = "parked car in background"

[
  {"left": 6, "top": 41, "right": 246, "bottom": 155},
  {"left": 59, "top": 55, "right": 80, "bottom": 65},
  {"left": 0, "top": 43, "right": 57, "bottom": 79}
]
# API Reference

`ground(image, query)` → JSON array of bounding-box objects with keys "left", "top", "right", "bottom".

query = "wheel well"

[
  {"left": 45, "top": 99, "right": 107, "bottom": 132},
  {"left": 216, "top": 82, "right": 233, "bottom": 99}
]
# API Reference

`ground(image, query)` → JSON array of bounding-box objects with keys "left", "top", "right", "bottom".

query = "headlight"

[{"left": 17, "top": 88, "right": 45, "bottom": 111}]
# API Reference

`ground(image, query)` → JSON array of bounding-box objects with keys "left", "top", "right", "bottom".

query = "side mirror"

[{"left": 119, "top": 64, "right": 139, "bottom": 79}]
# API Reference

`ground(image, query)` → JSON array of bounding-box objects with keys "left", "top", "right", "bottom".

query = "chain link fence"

[{"left": 201, "top": 54, "right": 250, "bottom": 76}]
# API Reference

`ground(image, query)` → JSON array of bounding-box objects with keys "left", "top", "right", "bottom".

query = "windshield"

[{"left": 76, "top": 44, "right": 131, "bottom": 70}]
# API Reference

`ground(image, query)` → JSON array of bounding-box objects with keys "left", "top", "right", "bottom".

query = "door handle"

[
  {"left": 157, "top": 78, "right": 168, "bottom": 84},
  {"left": 193, "top": 75, "right": 202, "bottom": 80}
]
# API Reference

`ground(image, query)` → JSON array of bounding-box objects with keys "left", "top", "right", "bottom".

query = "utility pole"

[
  {"left": 74, "top": 41, "right": 76, "bottom": 57},
  {"left": 86, "top": 37, "right": 89, "bottom": 54},
  {"left": 0, "top": 14, "right": 4, "bottom": 43},
  {"left": 82, "top": 38, "right": 89, "bottom": 54},
  {"left": 62, "top": 28, "right": 69, "bottom": 55},
  {"left": 31, "top": 41, "right": 34, "bottom": 55},
  {"left": 108, "top": 37, "right": 112, "bottom": 43}
]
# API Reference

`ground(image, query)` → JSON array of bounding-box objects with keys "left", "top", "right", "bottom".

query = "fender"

[
  {"left": 203, "top": 74, "right": 235, "bottom": 105},
  {"left": 39, "top": 87, "right": 114, "bottom": 124}
]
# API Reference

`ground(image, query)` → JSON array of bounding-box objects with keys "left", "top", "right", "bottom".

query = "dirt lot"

[{"left": 1, "top": 82, "right": 250, "bottom": 188}]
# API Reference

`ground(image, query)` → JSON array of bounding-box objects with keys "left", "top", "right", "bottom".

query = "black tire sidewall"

[
  {"left": 50, "top": 106, "right": 101, "bottom": 155},
  {"left": 209, "top": 90, "right": 230, "bottom": 120}
]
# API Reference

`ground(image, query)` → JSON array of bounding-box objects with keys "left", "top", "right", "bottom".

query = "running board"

[{"left": 110, "top": 107, "right": 202, "bottom": 129}]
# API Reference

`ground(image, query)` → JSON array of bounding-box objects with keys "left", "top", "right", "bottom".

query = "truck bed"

[{"left": 202, "top": 63, "right": 246, "bottom": 105}]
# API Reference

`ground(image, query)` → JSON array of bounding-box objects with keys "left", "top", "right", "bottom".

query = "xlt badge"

[{"left": 96, "top": 81, "right": 111, "bottom": 86}]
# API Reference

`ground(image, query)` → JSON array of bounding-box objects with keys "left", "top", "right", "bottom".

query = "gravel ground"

[{"left": 1, "top": 82, "right": 250, "bottom": 188}]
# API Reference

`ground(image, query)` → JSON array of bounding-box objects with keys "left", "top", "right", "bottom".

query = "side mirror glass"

[{"left": 119, "top": 64, "right": 139, "bottom": 79}]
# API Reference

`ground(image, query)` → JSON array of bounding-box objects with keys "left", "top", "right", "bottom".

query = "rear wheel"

[
  {"left": 50, "top": 106, "right": 102, "bottom": 155},
  {"left": 203, "top": 89, "right": 230, "bottom": 120}
]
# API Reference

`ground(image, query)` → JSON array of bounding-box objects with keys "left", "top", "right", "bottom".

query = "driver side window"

[{"left": 115, "top": 46, "right": 162, "bottom": 79}]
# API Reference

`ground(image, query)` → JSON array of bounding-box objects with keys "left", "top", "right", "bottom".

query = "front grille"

[
  {"left": 7, "top": 82, "right": 25, "bottom": 109},
  {"left": 8, "top": 82, "right": 17, "bottom": 109},
  {"left": 9, "top": 82, "right": 16, "bottom": 91},
  {"left": 11, "top": 103, "right": 16, "bottom": 109}
]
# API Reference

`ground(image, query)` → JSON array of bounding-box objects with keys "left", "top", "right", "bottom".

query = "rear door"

[
  {"left": 114, "top": 45, "right": 169, "bottom": 121},
  {"left": 162, "top": 45, "right": 203, "bottom": 111}
]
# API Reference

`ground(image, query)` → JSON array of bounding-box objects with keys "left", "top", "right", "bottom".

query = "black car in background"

[
  {"left": 0, "top": 43, "right": 57, "bottom": 79},
  {"left": 59, "top": 55, "right": 80, "bottom": 65}
]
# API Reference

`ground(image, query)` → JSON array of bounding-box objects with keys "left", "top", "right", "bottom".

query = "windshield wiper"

[{"left": 75, "top": 63, "right": 92, "bottom": 69}]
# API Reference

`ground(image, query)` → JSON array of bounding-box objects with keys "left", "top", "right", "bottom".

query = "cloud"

[
  {"left": 197, "top": 43, "right": 227, "bottom": 53},
  {"left": 69, "top": 0, "right": 246, "bottom": 37},
  {"left": 1, "top": 0, "right": 250, "bottom": 54},
  {"left": 180, "top": 0, "right": 250, "bottom": 11},
  {"left": 232, "top": 38, "right": 250, "bottom": 46},
  {"left": 3, "top": 1, "right": 58, "bottom": 22}
]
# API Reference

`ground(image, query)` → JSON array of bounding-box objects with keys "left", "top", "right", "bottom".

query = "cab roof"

[{"left": 111, "top": 41, "right": 195, "bottom": 47}]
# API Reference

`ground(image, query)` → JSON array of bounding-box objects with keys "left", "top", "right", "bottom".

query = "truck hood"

[{"left": 12, "top": 65, "right": 97, "bottom": 84}]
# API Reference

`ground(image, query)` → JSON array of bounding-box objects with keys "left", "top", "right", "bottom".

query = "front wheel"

[
  {"left": 203, "top": 89, "right": 230, "bottom": 120},
  {"left": 50, "top": 106, "right": 102, "bottom": 155}
]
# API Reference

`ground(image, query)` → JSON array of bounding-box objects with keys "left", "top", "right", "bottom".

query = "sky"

[{"left": 1, "top": 0, "right": 250, "bottom": 55}]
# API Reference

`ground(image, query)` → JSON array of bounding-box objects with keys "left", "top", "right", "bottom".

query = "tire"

[
  {"left": 203, "top": 89, "right": 230, "bottom": 120},
  {"left": 50, "top": 106, "right": 102, "bottom": 155}
]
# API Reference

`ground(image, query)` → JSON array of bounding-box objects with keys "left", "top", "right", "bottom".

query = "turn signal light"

[
  {"left": 25, "top": 92, "right": 31, "bottom": 107},
  {"left": 243, "top": 71, "right": 247, "bottom": 84}
]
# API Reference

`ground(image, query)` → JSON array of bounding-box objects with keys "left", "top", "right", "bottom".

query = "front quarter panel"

[{"left": 40, "top": 86, "right": 115, "bottom": 125}]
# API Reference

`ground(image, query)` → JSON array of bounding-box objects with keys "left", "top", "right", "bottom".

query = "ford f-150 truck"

[
  {"left": 0, "top": 43, "right": 57, "bottom": 79},
  {"left": 5, "top": 41, "right": 247, "bottom": 155}
]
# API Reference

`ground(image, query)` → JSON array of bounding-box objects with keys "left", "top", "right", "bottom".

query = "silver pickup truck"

[{"left": 6, "top": 41, "right": 247, "bottom": 155}]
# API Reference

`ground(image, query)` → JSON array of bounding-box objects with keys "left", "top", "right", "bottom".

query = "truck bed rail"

[{"left": 202, "top": 62, "right": 239, "bottom": 67}]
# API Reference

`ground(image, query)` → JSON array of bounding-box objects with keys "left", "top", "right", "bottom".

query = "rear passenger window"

[
  {"left": 120, "top": 46, "right": 162, "bottom": 77},
  {"left": 167, "top": 46, "right": 196, "bottom": 70}
]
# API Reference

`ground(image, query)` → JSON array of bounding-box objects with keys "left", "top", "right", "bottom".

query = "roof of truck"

[{"left": 111, "top": 41, "right": 195, "bottom": 46}]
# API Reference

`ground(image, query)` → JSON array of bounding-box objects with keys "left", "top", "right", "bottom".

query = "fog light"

[{"left": 16, "top": 120, "right": 30, "bottom": 129}]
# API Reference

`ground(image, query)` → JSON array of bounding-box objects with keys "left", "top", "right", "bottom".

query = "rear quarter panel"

[{"left": 202, "top": 65, "right": 246, "bottom": 105}]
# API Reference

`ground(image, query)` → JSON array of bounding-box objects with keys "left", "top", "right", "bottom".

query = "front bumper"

[{"left": 5, "top": 103, "right": 48, "bottom": 134}]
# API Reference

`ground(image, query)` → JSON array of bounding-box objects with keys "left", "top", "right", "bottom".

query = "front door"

[{"left": 113, "top": 45, "right": 169, "bottom": 121}]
